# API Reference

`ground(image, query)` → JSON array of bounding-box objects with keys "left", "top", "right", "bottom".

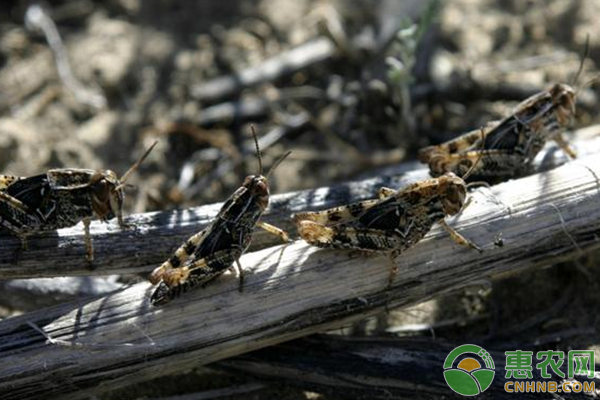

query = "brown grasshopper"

[
  {"left": 0, "top": 142, "right": 157, "bottom": 261},
  {"left": 149, "top": 128, "right": 290, "bottom": 306},
  {"left": 418, "top": 45, "right": 594, "bottom": 183},
  {"left": 292, "top": 164, "right": 483, "bottom": 285},
  {"left": 418, "top": 83, "right": 577, "bottom": 183}
]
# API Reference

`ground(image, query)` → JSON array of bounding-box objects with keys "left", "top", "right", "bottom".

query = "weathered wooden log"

[
  {"left": 0, "top": 167, "right": 429, "bottom": 279},
  {"left": 1, "top": 153, "right": 600, "bottom": 399},
  {"left": 217, "top": 335, "right": 599, "bottom": 399},
  {"left": 1, "top": 131, "right": 598, "bottom": 280}
]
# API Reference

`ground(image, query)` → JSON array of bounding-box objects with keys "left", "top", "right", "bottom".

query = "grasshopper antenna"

[
  {"left": 117, "top": 140, "right": 158, "bottom": 189},
  {"left": 572, "top": 34, "right": 589, "bottom": 89},
  {"left": 461, "top": 128, "right": 485, "bottom": 181},
  {"left": 250, "top": 125, "right": 263, "bottom": 176},
  {"left": 266, "top": 151, "right": 292, "bottom": 180},
  {"left": 572, "top": 35, "right": 600, "bottom": 92}
]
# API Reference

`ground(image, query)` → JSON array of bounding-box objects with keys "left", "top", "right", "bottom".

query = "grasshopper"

[
  {"left": 418, "top": 82, "right": 577, "bottom": 183},
  {"left": 292, "top": 163, "right": 483, "bottom": 285},
  {"left": 149, "top": 128, "right": 290, "bottom": 306},
  {"left": 418, "top": 40, "right": 596, "bottom": 183},
  {"left": 0, "top": 142, "right": 157, "bottom": 261}
]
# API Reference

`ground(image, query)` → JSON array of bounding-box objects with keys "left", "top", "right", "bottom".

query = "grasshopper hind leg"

[
  {"left": 553, "top": 133, "right": 577, "bottom": 159},
  {"left": 150, "top": 248, "right": 244, "bottom": 306},
  {"left": 149, "top": 230, "right": 207, "bottom": 285},
  {"left": 257, "top": 221, "right": 290, "bottom": 243},
  {"left": 150, "top": 281, "right": 173, "bottom": 306},
  {"left": 150, "top": 270, "right": 227, "bottom": 306},
  {"left": 440, "top": 220, "right": 482, "bottom": 252}
]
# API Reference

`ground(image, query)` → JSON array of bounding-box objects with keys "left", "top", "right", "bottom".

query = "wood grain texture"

[
  {"left": 1, "top": 134, "right": 599, "bottom": 280},
  {"left": 1, "top": 153, "right": 600, "bottom": 399}
]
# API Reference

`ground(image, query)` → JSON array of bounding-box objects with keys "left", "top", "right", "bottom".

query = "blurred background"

[{"left": 1, "top": 0, "right": 600, "bottom": 399}]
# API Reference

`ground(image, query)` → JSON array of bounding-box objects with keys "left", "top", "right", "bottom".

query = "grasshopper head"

[
  {"left": 242, "top": 125, "right": 291, "bottom": 215},
  {"left": 439, "top": 173, "right": 467, "bottom": 216},
  {"left": 550, "top": 83, "right": 576, "bottom": 126},
  {"left": 91, "top": 141, "right": 157, "bottom": 225},
  {"left": 242, "top": 174, "right": 270, "bottom": 211},
  {"left": 90, "top": 170, "right": 124, "bottom": 221}
]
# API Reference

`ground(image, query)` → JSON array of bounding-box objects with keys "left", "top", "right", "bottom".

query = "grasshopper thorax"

[
  {"left": 90, "top": 170, "right": 124, "bottom": 221},
  {"left": 549, "top": 83, "right": 576, "bottom": 126},
  {"left": 438, "top": 173, "right": 468, "bottom": 216},
  {"left": 242, "top": 174, "right": 270, "bottom": 211}
]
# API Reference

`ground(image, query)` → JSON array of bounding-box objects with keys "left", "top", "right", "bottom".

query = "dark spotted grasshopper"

[
  {"left": 417, "top": 40, "right": 597, "bottom": 183},
  {"left": 292, "top": 166, "right": 483, "bottom": 285},
  {"left": 418, "top": 82, "right": 577, "bottom": 183},
  {"left": 0, "top": 141, "right": 157, "bottom": 261},
  {"left": 149, "top": 128, "right": 290, "bottom": 306}
]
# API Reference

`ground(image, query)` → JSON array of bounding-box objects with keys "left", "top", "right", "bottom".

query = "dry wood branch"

[
  {"left": 217, "top": 335, "right": 600, "bottom": 399},
  {"left": 0, "top": 169, "right": 429, "bottom": 279},
  {"left": 190, "top": 37, "right": 336, "bottom": 102},
  {"left": 1, "top": 134, "right": 599, "bottom": 279},
  {"left": 1, "top": 154, "right": 600, "bottom": 399}
]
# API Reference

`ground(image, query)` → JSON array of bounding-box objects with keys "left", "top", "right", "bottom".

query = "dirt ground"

[{"left": 1, "top": 0, "right": 600, "bottom": 399}]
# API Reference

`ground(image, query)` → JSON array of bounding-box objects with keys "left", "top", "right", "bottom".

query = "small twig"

[
  {"left": 25, "top": 4, "right": 106, "bottom": 109},
  {"left": 476, "top": 51, "right": 572, "bottom": 74},
  {"left": 194, "top": 98, "right": 269, "bottom": 126},
  {"left": 190, "top": 37, "right": 336, "bottom": 102}
]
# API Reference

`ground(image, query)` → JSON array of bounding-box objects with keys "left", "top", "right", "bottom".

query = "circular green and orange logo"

[{"left": 444, "top": 344, "right": 495, "bottom": 396}]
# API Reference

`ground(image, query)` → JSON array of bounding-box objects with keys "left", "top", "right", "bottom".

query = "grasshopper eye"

[
  {"left": 451, "top": 185, "right": 466, "bottom": 204},
  {"left": 560, "top": 92, "right": 575, "bottom": 111},
  {"left": 92, "top": 179, "right": 111, "bottom": 203},
  {"left": 242, "top": 175, "right": 255, "bottom": 187},
  {"left": 252, "top": 178, "right": 270, "bottom": 210},
  {"left": 442, "top": 184, "right": 466, "bottom": 215}
]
